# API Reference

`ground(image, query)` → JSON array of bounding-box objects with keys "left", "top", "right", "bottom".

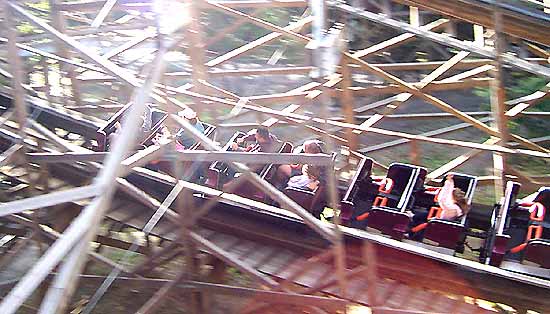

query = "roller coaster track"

[{"left": 391, "top": 0, "right": 550, "bottom": 46}]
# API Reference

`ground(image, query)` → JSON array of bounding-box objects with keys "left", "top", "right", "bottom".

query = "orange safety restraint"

[
  {"left": 509, "top": 202, "right": 546, "bottom": 253},
  {"left": 410, "top": 188, "right": 442, "bottom": 233},
  {"left": 357, "top": 178, "right": 394, "bottom": 221}
]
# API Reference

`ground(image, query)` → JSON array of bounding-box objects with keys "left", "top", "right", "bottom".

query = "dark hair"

[
  {"left": 305, "top": 164, "right": 321, "bottom": 179},
  {"left": 256, "top": 127, "right": 270, "bottom": 140},
  {"left": 453, "top": 188, "right": 470, "bottom": 215},
  {"left": 303, "top": 140, "right": 322, "bottom": 154}
]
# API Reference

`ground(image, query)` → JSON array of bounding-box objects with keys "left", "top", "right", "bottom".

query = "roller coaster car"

[
  {"left": 489, "top": 184, "right": 550, "bottom": 272},
  {"left": 205, "top": 132, "right": 246, "bottom": 189},
  {"left": 232, "top": 141, "right": 293, "bottom": 202},
  {"left": 420, "top": 173, "right": 477, "bottom": 251},
  {"left": 339, "top": 157, "right": 375, "bottom": 226},
  {"left": 361, "top": 163, "right": 427, "bottom": 240},
  {"left": 153, "top": 123, "right": 217, "bottom": 180},
  {"left": 284, "top": 185, "right": 326, "bottom": 216},
  {"left": 281, "top": 148, "right": 336, "bottom": 217},
  {"left": 96, "top": 106, "right": 167, "bottom": 151}
]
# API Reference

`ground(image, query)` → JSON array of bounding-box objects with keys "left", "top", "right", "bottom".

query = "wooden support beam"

[
  {"left": 4, "top": 3, "right": 29, "bottom": 144},
  {"left": 203, "top": 0, "right": 311, "bottom": 43},
  {"left": 206, "top": 16, "right": 313, "bottom": 67},
  {"left": 360, "top": 117, "right": 493, "bottom": 153},
  {"left": 352, "top": 19, "right": 448, "bottom": 59},
  {"left": 427, "top": 138, "right": 500, "bottom": 180},
  {"left": 90, "top": 0, "right": 118, "bottom": 28},
  {"left": 340, "top": 55, "right": 357, "bottom": 149},
  {"left": 189, "top": 231, "right": 278, "bottom": 287},
  {"left": 0, "top": 144, "right": 23, "bottom": 167},
  {"left": 330, "top": 2, "right": 550, "bottom": 78},
  {"left": 49, "top": 0, "right": 84, "bottom": 107},
  {"left": 345, "top": 52, "right": 550, "bottom": 153},
  {"left": 0, "top": 185, "right": 100, "bottom": 217},
  {"left": 490, "top": 9, "right": 510, "bottom": 199}
]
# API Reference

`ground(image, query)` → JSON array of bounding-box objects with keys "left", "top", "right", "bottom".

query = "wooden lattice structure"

[{"left": 0, "top": 0, "right": 550, "bottom": 313}]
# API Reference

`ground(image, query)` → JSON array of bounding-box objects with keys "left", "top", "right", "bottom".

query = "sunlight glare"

[{"left": 154, "top": 0, "right": 191, "bottom": 35}]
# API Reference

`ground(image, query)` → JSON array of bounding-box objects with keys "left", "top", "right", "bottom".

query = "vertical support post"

[
  {"left": 40, "top": 57, "right": 55, "bottom": 105},
  {"left": 4, "top": 3, "right": 28, "bottom": 143},
  {"left": 409, "top": 6, "right": 420, "bottom": 27},
  {"left": 362, "top": 241, "right": 380, "bottom": 310},
  {"left": 48, "top": 0, "right": 83, "bottom": 106},
  {"left": 410, "top": 139, "right": 419, "bottom": 165},
  {"left": 309, "top": 0, "right": 346, "bottom": 307},
  {"left": 187, "top": 0, "right": 209, "bottom": 118},
  {"left": 340, "top": 57, "right": 357, "bottom": 150},
  {"left": 490, "top": 9, "right": 509, "bottom": 200},
  {"left": 473, "top": 25, "right": 484, "bottom": 47}
]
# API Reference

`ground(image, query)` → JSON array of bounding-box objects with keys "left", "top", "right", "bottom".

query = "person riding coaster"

[{"left": 408, "top": 173, "right": 471, "bottom": 241}]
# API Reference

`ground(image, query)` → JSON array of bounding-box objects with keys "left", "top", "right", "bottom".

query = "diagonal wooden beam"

[
  {"left": 360, "top": 117, "right": 493, "bottom": 154},
  {"left": 352, "top": 19, "right": 449, "bottom": 58},
  {"left": 205, "top": 8, "right": 264, "bottom": 47},
  {"left": 330, "top": 2, "right": 550, "bottom": 79},
  {"left": 0, "top": 185, "right": 100, "bottom": 218},
  {"left": 189, "top": 231, "right": 278, "bottom": 287},
  {"left": 206, "top": 16, "right": 313, "bottom": 67},
  {"left": 203, "top": 0, "right": 311, "bottom": 43},
  {"left": 427, "top": 138, "right": 500, "bottom": 180},
  {"left": 344, "top": 52, "right": 550, "bottom": 153},
  {"left": 91, "top": 0, "right": 118, "bottom": 28},
  {"left": 505, "top": 82, "right": 550, "bottom": 117}
]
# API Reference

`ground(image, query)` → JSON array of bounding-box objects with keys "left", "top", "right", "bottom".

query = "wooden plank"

[
  {"left": 90, "top": 0, "right": 118, "bottom": 28},
  {"left": 26, "top": 152, "right": 108, "bottom": 163},
  {"left": 206, "top": 16, "right": 313, "bottom": 67},
  {"left": 0, "top": 144, "right": 23, "bottom": 167},
  {"left": 345, "top": 52, "right": 550, "bottom": 153},
  {"left": 4, "top": 2, "right": 29, "bottom": 143},
  {"left": 0, "top": 185, "right": 99, "bottom": 217},
  {"left": 204, "top": 1, "right": 311, "bottom": 43},
  {"left": 427, "top": 137, "right": 500, "bottom": 180},
  {"left": 331, "top": 2, "right": 550, "bottom": 78},
  {"left": 190, "top": 231, "right": 278, "bottom": 287},
  {"left": 352, "top": 19, "right": 449, "bottom": 58},
  {"left": 360, "top": 117, "right": 493, "bottom": 153}
]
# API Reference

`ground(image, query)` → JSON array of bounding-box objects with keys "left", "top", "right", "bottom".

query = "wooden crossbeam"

[
  {"left": 190, "top": 231, "right": 279, "bottom": 287},
  {"left": 360, "top": 117, "right": 493, "bottom": 154},
  {"left": 352, "top": 19, "right": 449, "bottom": 58},
  {"left": 330, "top": 2, "right": 550, "bottom": 78},
  {"left": 91, "top": 0, "right": 118, "bottom": 28},
  {"left": 427, "top": 138, "right": 500, "bottom": 180},
  {"left": 0, "top": 185, "right": 100, "bottom": 218},
  {"left": 204, "top": 1, "right": 311, "bottom": 43},
  {"left": 206, "top": 16, "right": 313, "bottom": 67},
  {"left": 345, "top": 52, "right": 550, "bottom": 153}
]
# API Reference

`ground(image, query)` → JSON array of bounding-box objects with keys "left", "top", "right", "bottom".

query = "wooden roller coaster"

[{"left": 0, "top": 0, "right": 549, "bottom": 313}]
